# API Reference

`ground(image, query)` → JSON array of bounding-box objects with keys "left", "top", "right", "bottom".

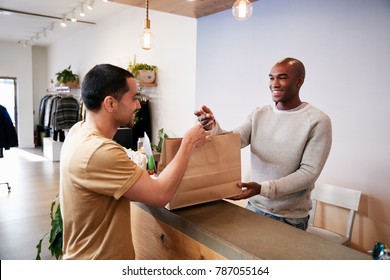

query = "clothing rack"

[{"left": 37, "top": 94, "right": 80, "bottom": 145}]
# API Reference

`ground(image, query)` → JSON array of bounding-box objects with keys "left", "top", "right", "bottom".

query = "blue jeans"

[{"left": 246, "top": 201, "right": 309, "bottom": 231}]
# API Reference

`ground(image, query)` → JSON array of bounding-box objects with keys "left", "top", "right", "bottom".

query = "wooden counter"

[{"left": 130, "top": 200, "right": 370, "bottom": 260}]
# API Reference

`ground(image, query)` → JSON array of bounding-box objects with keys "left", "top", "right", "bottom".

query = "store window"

[{"left": 0, "top": 77, "right": 17, "bottom": 130}]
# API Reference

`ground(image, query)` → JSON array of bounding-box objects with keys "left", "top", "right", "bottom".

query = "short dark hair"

[{"left": 81, "top": 64, "right": 134, "bottom": 111}]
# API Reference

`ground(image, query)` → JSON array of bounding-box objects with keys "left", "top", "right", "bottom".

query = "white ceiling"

[
  {"left": 0, "top": 0, "right": 253, "bottom": 47},
  {"left": 0, "top": 0, "right": 129, "bottom": 46}
]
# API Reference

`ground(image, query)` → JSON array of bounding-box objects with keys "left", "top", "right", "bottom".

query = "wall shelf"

[
  {"left": 47, "top": 86, "right": 80, "bottom": 93},
  {"left": 139, "top": 82, "right": 157, "bottom": 87}
]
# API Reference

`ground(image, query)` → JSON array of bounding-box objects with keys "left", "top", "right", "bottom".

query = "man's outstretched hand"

[{"left": 194, "top": 105, "right": 215, "bottom": 131}]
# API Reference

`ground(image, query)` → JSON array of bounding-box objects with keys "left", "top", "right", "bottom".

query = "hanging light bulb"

[
  {"left": 139, "top": 0, "right": 155, "bottom": 50},
  {"left": 232, "top": 0, "right": 253, "bottom": 21},
  {"left": 140, "top": 28, "right": 155, "bottom": 50}
]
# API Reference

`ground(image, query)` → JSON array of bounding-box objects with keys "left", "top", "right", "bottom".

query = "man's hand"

[
  {"left": 182, "top": 123, "right": 210, "bottom": 151},
  {"left": 194, "top": 105, "right": 215, "bottom": 131},
  {"left": 228, "top": 182, "right": 261, "bottom": 200}
]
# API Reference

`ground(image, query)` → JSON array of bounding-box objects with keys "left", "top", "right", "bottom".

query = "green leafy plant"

[
  {"left": 36, "top": 195, "right": 63, "bottom": 260},
  {"left": 152, "top": 128, "right": 169, "bottom": 153},
  {"left": 55, "top": 65, "right": 79, "bottom": 85},
  {"left": 128, "top": 63, "right": 157, "bottom": 78}
]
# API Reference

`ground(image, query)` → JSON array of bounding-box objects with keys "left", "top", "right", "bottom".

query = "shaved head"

[{"left": 275, "top": 57, "right": 305, "bottom": 79}]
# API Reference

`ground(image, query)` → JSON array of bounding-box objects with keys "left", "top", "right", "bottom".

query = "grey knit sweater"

[{"left": 212, "top": 103, "right": 332, "bottom": 218}]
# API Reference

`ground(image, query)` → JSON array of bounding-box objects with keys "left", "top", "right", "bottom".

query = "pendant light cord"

[{"left": 144, "top": 0, "right": 150, "bottom": 29}]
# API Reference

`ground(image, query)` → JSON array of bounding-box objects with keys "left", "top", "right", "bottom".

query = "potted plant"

[
  {"left": 128, "top": 63, "right": 157, "bottom": 84},
  {"left": 55, "top": 65, "right": 79, "bottom": 88},
  {"left": 36, "top": 195, "right": 63, "bottom": 260},
  {"left": 152, "top": 128, "right": 169, "bottom": 153}
]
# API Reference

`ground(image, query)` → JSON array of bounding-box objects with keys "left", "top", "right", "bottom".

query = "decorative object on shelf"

[
  {"left": 232, "top": 0, "right": 253, "bottom": 21},
  {"left": 128, "top": 63, "right": 157, "bottom": 84},
  {"left": 139, "top": 0, "right": 155, "bottom": 50},
  {"left": 55, "top": 65, "right": 79, "bottom": 88},
  {"left": 138, "top": 70, "right": 156, "bottom": 84}
]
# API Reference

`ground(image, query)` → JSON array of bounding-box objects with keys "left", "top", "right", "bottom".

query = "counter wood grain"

[{"left": 131, "top": 200, "right": 370, "bottom": 260}]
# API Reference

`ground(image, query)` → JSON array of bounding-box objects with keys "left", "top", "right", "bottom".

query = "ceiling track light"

[
  {"left": 61, "top": 17, "right": 67, "bottom": 27},
  {"left": 12, "top": 1, "right": 97, "bottom": 45},
  {"left": 79, "top": 5, "right": 86, "bottom": 17},
  {"left": 87, "top": 0, "right": 95, "bottom": 11},
  {"left": 18, "top": 40, "right": 28, "bottom": 47},
  {"left": 139, "top": 0, "right": 155, "bottom": 50},
  {"left": 71, "top": 9, "right": 78, "bottom": 22},
  {"left": 232, "top": 0, "right": 253, "bottom": 21}
]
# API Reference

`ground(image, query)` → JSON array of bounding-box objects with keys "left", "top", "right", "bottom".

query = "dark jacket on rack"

[
  {"left": 54, "top": 96, "right": 79, "bottom": 130},
  {"left": 0, "top": 105, "right": 18, "bottom": 158}
]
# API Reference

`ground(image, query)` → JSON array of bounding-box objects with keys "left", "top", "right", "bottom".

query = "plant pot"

[
  {"left": 137, "top": 70, "right": 156, "bottom": 84},
  {"left": 65, "top": 78, "right": 79, "bottom": 89}
]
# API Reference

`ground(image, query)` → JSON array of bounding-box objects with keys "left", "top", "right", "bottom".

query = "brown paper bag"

[{"left": 158, "top": 132, "right": 242, "bottom": 210}]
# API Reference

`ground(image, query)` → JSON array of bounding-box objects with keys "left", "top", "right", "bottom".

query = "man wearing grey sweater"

[{"left": 195, "top": 57, "right": 332, "bottom": 230}]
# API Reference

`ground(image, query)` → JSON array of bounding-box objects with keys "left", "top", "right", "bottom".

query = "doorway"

[{"left": 0, "top": 77, "right": 17, "bottom": 131}]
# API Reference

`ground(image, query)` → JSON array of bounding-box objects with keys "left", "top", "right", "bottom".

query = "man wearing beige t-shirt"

[{"left": 60, "top": 64, "right": 208, "bottom": 259}]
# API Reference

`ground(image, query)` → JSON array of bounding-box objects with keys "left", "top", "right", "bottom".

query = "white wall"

[
  {"left": 0, "top": 41, "right": 34, "bottom": 148},
  {"left": 196, "top": 0, "right": 390, "bottom": 252},
  {"left": 32, "top": 47, "right": 48, "bottom": 128},
  {"left": 46, "top": 6, "right": 197, "bottom": 142}
]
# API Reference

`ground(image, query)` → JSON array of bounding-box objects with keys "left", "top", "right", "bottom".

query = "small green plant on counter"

[
  {"left": 36, "top": 195, "right": 63, "bottom": 260},
  {"left": 152, "top": 128, "right": 169, "bottom": 153}
]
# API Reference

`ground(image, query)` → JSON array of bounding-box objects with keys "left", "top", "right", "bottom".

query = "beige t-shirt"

[{"left": 60, "top": 122, "right": 143, "bottom": 259}]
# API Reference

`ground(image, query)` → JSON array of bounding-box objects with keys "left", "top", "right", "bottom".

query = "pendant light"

[
  {"left": 232, "top": 0, "right": 253, "bottom": 21},
  {"left": 139, "top": 0, "right": 155, "bottom": 50}
]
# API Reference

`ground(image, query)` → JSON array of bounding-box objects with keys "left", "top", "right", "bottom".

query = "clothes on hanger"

[
  {"left": 53, "top": 96, "right": 79, "bottom": 130},
  {"left": 0, "top": 105, "right": 18, "bottom": 158},
  {"left": 37, "top": 94, "right": 80, "bottom": 143}
]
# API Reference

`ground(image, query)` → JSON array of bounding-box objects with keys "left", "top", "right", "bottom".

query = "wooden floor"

[{"left": 0, "top": 147, "right": 58, "bottom": 260}]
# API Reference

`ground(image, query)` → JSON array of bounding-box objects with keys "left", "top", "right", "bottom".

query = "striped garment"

[{"left": 54, "top": 96, "right": 79, "bottom": 130}]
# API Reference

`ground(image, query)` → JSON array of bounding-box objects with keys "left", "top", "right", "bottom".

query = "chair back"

[{"left": 309, "top": 183, "right": 361, "bottom": 239}]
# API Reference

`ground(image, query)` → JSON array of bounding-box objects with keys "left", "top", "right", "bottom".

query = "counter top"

[{"left": 132, "top": 200, "right": 370, "bottom": 260}]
